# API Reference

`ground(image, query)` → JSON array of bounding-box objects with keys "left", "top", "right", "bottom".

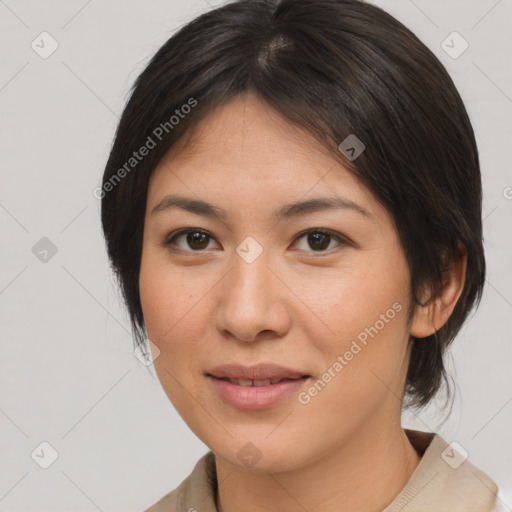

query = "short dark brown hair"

[{"left": 101, "top": 0, "right": 485, "bottom": 411}]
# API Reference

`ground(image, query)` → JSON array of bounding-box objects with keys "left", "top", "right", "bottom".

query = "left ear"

[{"left": 410, "top": 242, "right": 467, "bottom": 338}]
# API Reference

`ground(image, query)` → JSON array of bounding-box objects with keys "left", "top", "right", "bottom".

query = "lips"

[
  {"left": 217, "top": 376, "right": 303, "bottom": 387},
  {"left": 206, "top": 364, "right": 312, "bottom": 410},
  {"left": 206, "top": 363, "right": 310, "bottom": 384}
]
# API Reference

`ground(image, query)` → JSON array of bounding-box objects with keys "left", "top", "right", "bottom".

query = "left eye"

[{"left": 293, "top": 229, "right": 346, "bottom": 252}]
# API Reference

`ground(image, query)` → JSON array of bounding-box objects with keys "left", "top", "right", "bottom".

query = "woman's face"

[{"left": 140, "top": 92, "right": 416, "bottom": 472}]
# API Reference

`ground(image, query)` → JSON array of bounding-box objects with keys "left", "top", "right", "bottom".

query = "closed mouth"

[{"left": 210, "top": 376, "right": 310, "bottom": 387}]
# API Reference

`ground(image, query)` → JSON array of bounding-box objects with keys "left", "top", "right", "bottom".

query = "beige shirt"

[{"left": 144, "top": 429, "right": 505, "bottom": 512}]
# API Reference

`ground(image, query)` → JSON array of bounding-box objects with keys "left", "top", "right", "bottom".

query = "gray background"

[{"left": 0, "top": 0, "right": 511, "bottom": 510}]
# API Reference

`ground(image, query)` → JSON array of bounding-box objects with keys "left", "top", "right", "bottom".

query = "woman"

[{"left": 100, "top": 0, "right": 505, "bottom": 510}]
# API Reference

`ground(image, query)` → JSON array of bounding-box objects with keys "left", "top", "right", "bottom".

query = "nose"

[{"left": 215, "top": 251, "right": 292, "bottom": 343}]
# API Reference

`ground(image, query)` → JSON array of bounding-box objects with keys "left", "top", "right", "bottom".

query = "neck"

[{"left": 215, "top": 424, "right": 421, "bottom": 512}]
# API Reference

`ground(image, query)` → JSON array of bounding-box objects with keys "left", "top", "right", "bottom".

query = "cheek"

[
  {"left": 139, "top": 258, "right": 215, "bottom": 421},
  {"left": 139, "top": 252, "right": 219, "bottom": 377},
  {"left": 140, "top": 246, "right": 194, "bottom": 332},
  {"left": 139, "top": 259, "right": 225, "bottom": 451},
  {"left": 293, "top": 256, "right": 408, "bottom": 344},
  {"left": 296, "top": 310, "right": 409, "bottom": 446},
  {"left": 294, "top": 260, "right": 410, "bottom": 409}
]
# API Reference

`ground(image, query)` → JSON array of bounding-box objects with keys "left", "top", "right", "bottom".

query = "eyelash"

[{"left": 163, "top": 228, "right": 350, "bottom": 255}]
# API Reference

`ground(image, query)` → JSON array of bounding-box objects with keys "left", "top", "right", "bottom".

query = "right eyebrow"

[{"left": 150, "top": 195, "right": 228, "bottom": 220}]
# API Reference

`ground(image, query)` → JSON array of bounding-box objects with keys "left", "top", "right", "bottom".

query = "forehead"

[
  {"left": 162, "top": 92, "right": 334, "bottom": 170},
  {"left": 147, "top": 93, "right": 386, "bottom": 223}
]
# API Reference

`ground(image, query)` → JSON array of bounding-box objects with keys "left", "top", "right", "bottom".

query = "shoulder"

[
  {"left": 385, "top": 429, "right": 503, "bottom": 512},
  {"left": 143, "top": 451, "right": 217, "bottom": 512}
]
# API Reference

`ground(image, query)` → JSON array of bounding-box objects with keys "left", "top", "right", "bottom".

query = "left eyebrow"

[
  {"left": 149, "top": 194, "right": 373, "bottom": 221},
  {"left": 275, "top": 196, "right": 372, "bottom": 220}
]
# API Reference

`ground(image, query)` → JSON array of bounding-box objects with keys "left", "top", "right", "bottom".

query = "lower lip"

[{"left": 207, "top": 376, "right": 310, "bottom": 410}]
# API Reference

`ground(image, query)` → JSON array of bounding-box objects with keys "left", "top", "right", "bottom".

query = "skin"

[{"left": 139, "top": 92, "right": 467, "bottom": 512}]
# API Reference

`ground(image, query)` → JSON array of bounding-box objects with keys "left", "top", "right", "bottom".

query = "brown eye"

[
  {"left": 186, "top": 231, "right": 210, "bottom": 250},
  {"left": 294, "top": 229, "right": 347, "bottom": 252},
  {"left": 308, "top": 232, "right": 330, "bottom": 250},
  {"left": 165, "top": 229, "right": 218, "bottom": 251}
]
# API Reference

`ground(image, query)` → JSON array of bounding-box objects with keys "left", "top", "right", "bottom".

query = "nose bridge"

[
  {"left": 215, "top": 244, "right": 290, "bottom": 342},
  {"left": 232, "top": 248, "right": 271, "bottom": 304}
]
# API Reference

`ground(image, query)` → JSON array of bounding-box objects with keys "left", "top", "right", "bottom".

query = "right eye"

[{"left": 164, "top": 228, "right": 220, "bottom": 252}]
